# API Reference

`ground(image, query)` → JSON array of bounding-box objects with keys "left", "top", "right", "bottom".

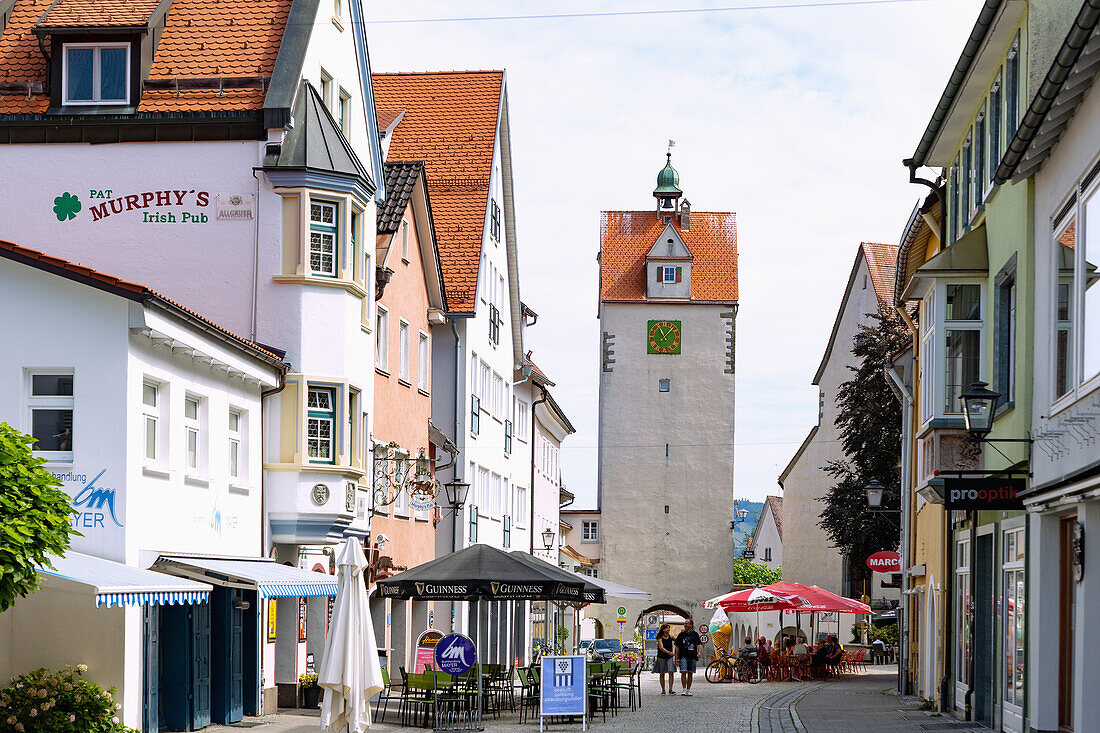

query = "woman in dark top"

[{"left": 653, "top": 624, "right": 676, "bottom": 695}]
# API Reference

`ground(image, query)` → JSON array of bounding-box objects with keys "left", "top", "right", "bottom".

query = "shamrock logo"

[{"left": 53, "top": 192, "right": 81, "bottom": 221}]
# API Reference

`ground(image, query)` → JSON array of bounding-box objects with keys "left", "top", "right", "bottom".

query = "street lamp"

[
  {"left": 443, "top": 479, "right": 470, "bottom": 510},
  {"left": 865, "top": 480, "right": 886, "bottom": 509},
  {"left": 961, "top": 381, "right": 1000, "bottom": 438},
  {"left": 541, "top": 528, "right": 556, "bottom": 551}
]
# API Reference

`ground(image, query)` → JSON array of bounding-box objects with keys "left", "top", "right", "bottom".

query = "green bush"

[
  {"left": 0, "top": 422, "right": 79, "bottom": 612},
  {"left": 0, "top": 665, "right": 137, "bottom": 733},
  {"left": 869, "top": 623, "right": 899, "bottom": 646}
]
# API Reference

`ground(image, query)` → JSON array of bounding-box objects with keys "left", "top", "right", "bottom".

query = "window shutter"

[
  {"left": 675, "top": 267, "right": 682, "bottom": 283},
  {"left": 656, "top": 266, "right": 662, "bottom": 282}
]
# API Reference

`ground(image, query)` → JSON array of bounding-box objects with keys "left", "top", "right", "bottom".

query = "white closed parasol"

[{"left": 319, "top": 537, "right": 384, "bottom": 732}]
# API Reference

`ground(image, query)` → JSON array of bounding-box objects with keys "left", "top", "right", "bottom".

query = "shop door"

[
  {"left": 191, "top": 602, "right": 212, "bottom": 730},
  {"left": 143, "top": 605, "right": 160, "bottom": 733},
  {"left": 1059, "top": 516, "right": 1077, "bottom": 731},
  {"left": 210, "top": 586, "right": 245, "bottom": 724},
  {"left": 229, "top": 593, "right": 244, "bottom": 721},
  {"left": 973, "top": 533, "right": 993, "bottom": 723}
]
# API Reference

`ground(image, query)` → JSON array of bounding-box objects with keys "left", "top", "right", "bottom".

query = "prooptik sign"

[{"left": 943, "top": 478, "right": 1026, "bottom": 511}]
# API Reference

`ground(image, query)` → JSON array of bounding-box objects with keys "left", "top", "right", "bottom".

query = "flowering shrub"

[
  {"left": 612, "top": 650, "right": 642, "bottom": 669},
  {"left": 298, "top": 672, "right": 318, "bottom": 689},
  {"left": 0, "top": 665, "right": 136, "bottom": 733}
]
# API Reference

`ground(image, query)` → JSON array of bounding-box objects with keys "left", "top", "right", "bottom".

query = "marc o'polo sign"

[
  {"left": 944, "top": 478, "right": 1026, "bottom": 511},
  {"left": 865, "top": 551, "right": 901, "bottom": 573}
]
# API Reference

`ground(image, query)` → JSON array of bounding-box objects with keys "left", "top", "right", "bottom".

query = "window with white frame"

[
  {"left": 398, "top": 320, "right": 411, "bottom": 382},
  {"left": 393, "top": 451, "right": 410, "bottom": 516},
  {"left": 961, "top": 137, "right": 972, "bottom": 223},
  {"left": 1051, "top": 168, "right": 1100, "bottom": 401},
  {"left": 955, "top": 538, "right": 971, "bottom": 684},
  {"left": 307, "top": 388, "right": 336, "bottom": 463},
  {"left": 184, "top": 395, "right": 203, "bottom": 472},
  {"left": 943, "top": 283, "right": 983, "bottom": 414},
  {"left": 142, "top": 382, "right": 160, "bottom": 463},
  {"left": 515, "top": 398, "right": 529, "bottom": 439},
  {"left": 401, "top": 220, "right": 410, "bottom": 260},
  {"left": 988, "top": 70, "right": 1002, "bottom": 184},
  {"left": 480, "top": 361, "right": 491, "bottom": 406},
  {"left": 228, "top": 409, "right": 242, "bottom": 481},
  {"left": 975, "top": 111, "right": 987, "bottom": 199},
  {"left": 338, "top": 88, "right": 351, "bottom": 135},
  {"left": 478, "top": 466, "right": 490, "bottom": 513},
  {"left": 515, "top": 486, "right": 527, "bottom": 525},
  {"left": 320, "top": 68, "right": 333, "bottom": 109},
  {"left": 1006, "top": 35, "right": 1020, "bottom": 140},
  {"left": 29, "top": 372, "right": 74, "bottom": 459},
  {"left": 309, "top": 200, "right": 338, "bottom": 276},
  {"left": 581, "top": 566, "right": 600, "bottom": 578},
  {"left": 994, "top": 261, "right": 1017, "bottom": 407},
  {"left": 1002, "top": 526, "right": 1025, "bottom": 708},
  {"left": 582, "top": 520, "right": 599, "bottom": 542},
  {"left": 375, "top": 306, "right": 389, "bottom": 371},
  {"left": 492, "top": 372, "right": 504, "bottom": 416},
  {"left": 920, "top": 294, "right": 935, "bottom": 422},
  {"left": 418, "top": 332, "right": 430, "bottom": 391},
  {"left": 63, "top": 43, "right": 128, "bottom": 105}
]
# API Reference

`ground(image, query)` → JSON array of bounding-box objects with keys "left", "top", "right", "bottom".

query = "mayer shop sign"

[
  {"left": 865, "top": 551, "right": 901, "bottom": 573},
  {"left": 943, "top": 478, "right": 1026, "bottom": 511}
]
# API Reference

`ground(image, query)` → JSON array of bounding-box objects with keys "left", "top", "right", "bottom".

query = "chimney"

[{"left": 679, "top": 199, "right": 691, "bottom": 231}]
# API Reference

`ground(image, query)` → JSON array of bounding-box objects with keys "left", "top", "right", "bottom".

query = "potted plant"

[{"left": 299, "top": 672, "right": 321, "bottom": 708}]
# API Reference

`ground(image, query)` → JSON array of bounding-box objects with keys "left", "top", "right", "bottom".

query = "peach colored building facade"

[{"left": 371, "top": 161, "right": 449, "bottom": 671}]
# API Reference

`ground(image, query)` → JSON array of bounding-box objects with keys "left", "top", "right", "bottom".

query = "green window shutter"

[
  {"left": 676, "top": 267, "right": 682, "bottom": 283},
  {"left": 656, "top": 266, "right": 662, "bottom": 282}
]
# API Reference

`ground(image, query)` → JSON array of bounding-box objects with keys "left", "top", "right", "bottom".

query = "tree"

[
  {"left": 731, "top": 557, "right": 781, "bottom": 585},
  {"left": 0, "top": 422, "right": 77, "bottom": 611},
  {"left": 817, "top": 313, "right": 909, "bottom": 592}
]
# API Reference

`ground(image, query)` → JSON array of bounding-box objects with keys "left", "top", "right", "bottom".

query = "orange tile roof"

[
  {"left": 372, "top": 71, "right": 504, "bottom": 313},
  {"left": 0, "top": 240, "right": 283, "bottom": 362},
  {"left": 0, "top": 0, "right": 53, "bottom": 112},
  {"left": 37, "top": 0, "right": 160, "bottom": 28},
  {"left": 600, "top": 210, "right": 738, "bottom": 303},
  {"left": 860, "top": 242, "right": 899, "bottom": 315},
  {"left": 523, "top": 350, "right": 552, "bottom": 384},
  {"left": 0, "top": 0, "right": 290, "bottom": 115}
]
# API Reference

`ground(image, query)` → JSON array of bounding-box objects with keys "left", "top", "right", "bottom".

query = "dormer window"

[{"left": 63, "top": 43, "right": 129, "bottom": 105}]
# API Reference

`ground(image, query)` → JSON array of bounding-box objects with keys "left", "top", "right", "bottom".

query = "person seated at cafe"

[
  {"left": 756, "top": 637, "right": 771, "bottom": 666},
  {"left": 791, "top": 637, "right": 808, "bottom": 656},
  {"left": 738, "top": 637, "right": 757, "bottom": 659},
  {"left": 812, "top": 635, "right": 844, "bottom": 677}
]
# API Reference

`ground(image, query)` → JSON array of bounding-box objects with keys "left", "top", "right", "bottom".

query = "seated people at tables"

[
  {"left": 812, "top": 635, "right": 844, "bottom": 676},
  {"left": 791, "top": 637, "right": 808, "bottom": 655}
]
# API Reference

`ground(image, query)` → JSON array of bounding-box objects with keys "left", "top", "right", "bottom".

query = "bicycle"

[{"left": 705, "top": 648, "right": 763, "bottom": 684}]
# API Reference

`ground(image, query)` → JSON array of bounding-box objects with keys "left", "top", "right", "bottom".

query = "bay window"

[
  {"left": 63, "top": 43, "right": 128, "bottom": 105},
  {"left": 944, "top": 283, "right": 983, "bottom": 414}
]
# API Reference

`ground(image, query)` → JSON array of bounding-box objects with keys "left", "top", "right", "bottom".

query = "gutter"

[
  {"left": 529, "top": 384, "right": 549, "bottom": 556},
  {"left": 886, "top": 363, "right": 913, "bottom": 696},
  {"left": 995, "top": 0, "right": 1100, "bottom": 183}
]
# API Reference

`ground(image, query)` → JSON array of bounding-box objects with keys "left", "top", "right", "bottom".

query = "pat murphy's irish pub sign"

[{"left": 51, "top": 189, "right": 254, "bottom": 223}]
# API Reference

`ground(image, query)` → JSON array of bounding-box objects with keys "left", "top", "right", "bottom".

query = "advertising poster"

[
  {"left": 540, "top": 655, "right": 586, "bottom": 727},
  {"left": 267, "top": 599, "right": 277, "bottom": 642}
]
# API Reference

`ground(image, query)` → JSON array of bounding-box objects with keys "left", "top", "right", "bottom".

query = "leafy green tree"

[
  {"left": 731, "top": 557, "right": 781, "bottom": 585},
  {"left": 0, "top": 423, "right": 77, "bottom": 611},
  {"left": 817, "top": 313, "right": 909, "bottom": 591}
]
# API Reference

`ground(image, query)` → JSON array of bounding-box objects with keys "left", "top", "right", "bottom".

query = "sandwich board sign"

[{"left": 540, "top": 655, "right": 587, "bottom": 731}]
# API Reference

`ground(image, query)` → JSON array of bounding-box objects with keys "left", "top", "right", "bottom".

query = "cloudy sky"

[{"left": 368, "top": 0, "right": 983, "bottom": 509}]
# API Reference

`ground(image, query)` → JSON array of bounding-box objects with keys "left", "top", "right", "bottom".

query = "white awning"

[
  {"left": 154, "top": 555, "right": 339, "bottom": 598},
  {"left": 39, "top": 552, "right": 212, "bottom": 608},
  {"left": 572, "top": 573, "right": 650, "bottom": 601}
]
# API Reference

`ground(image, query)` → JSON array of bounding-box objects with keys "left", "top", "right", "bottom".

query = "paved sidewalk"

[
  {"left": 785, "top": 666, "right": 988, "bottom": 733},
  {"left": 206, "top": 672, "right": 779, "bottom": 732}
]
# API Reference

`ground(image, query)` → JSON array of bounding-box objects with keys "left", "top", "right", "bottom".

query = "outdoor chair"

[
  {"left": 586, "top": 670, "right": 608, "bottom": 724},
  {"left": 372, "top": 666, "right": 403, "bottom": 724},
  {"left": 517, "top": 668, "right": 540, "bottom": 724},
  {"left": 789, "top": 654, "right": 811, "bottom": 681},
  {"left": 612, "top": 663, "right": 637, "bottom": 711},
  {"left": 401, "top": 672, "right": 438, "bottom": 728}
]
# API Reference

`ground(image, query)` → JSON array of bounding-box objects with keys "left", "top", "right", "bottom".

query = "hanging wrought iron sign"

[{"left": 373, "top": 442, "right": 440, "bottom": 510}]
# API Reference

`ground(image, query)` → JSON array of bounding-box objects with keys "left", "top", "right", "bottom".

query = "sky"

[{"left": 367, "top": 0, "right": 985, "bottom": 509}]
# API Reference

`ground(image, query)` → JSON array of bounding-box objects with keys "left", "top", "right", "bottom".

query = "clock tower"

[{"left": 595, "top": 153, "right": 739, "bottom": 638}]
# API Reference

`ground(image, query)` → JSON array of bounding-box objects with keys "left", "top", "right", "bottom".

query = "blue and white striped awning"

[
  {"left": 38, "top": 552, "right": 212, "bottom": 609},
  {"left": 154, "top": 555, "right": 339, "bottom": 598}
]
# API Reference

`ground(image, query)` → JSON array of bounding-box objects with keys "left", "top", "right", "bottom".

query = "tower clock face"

[{"left": 647, "top": 320, "right": 682, "bottom": 354}]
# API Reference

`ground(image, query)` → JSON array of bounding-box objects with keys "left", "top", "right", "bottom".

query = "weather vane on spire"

[{"left": 667, "top": 139, "right": 676, "bottom": 154}]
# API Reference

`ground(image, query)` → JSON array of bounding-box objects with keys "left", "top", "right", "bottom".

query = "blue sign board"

[
  {"left": 645, "top": 629, "right": 657, "bottom": 640},
  {"left": 435, "top": 634, "right": 476, "bottom": 675},
  {"left": 540, "top": 655, "right": 586, "bottom": 724}
]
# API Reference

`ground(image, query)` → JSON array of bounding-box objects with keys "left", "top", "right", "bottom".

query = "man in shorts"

[{"left": 674, "top": 618, "right": 702, "bottom": 696}]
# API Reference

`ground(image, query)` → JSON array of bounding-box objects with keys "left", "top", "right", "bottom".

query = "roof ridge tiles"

[{"left": 372, "top": 69, "right": 504, "bottom": 76}]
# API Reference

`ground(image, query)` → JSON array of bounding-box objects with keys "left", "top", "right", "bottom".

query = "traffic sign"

[
  {"left": 645, "top": 629, "right": 657, "bottom": 640},
  {"left": 700, "top": 634, "right": 710, "bottom": 644},
  {"left": 698, "top": 624, "right": 709, "bottom": 634},
  {"left": 617, "top": 606, "right": 627, "bottom": 616},
  {"left": 617, "top": 617, "right": 627, "bottom": 625}
]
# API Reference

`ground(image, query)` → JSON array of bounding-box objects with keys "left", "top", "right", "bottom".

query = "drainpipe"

[
  {"left": 529, "top": 384, "right": 549, "bottom": 556},
  {"left": 902, "top": 163, "right": 947, "bottom": 252},
  {"left": 450, "top": 314, "right": 463, "bottom": 557},
  {"left": 887, "top": 365, "right": 913, "bottom": 695},
  {"left": 250, "top": 167, "right": 264, "bottom": 341},
  {"left": 260, "top": 371, "right": 288, "bottom": 556}
]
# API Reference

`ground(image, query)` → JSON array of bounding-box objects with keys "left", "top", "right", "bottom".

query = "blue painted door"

[
  {"left": 143, "top": 605, "right": 160, "bottom": 733},
  {"left": 229, "top": 593, "right": 244, "bottom": 722},
  {"left": 191, "top": 602, "right": 211, "bottom": 730}
]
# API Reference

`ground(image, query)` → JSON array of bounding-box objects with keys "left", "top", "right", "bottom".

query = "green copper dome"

[{"left": 653, "top": 153, "right": 682, "bottom": 197}]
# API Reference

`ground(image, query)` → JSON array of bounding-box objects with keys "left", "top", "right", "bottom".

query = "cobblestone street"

[{"left": 206, "top": 666, "right": 994, "bottom": 733}]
